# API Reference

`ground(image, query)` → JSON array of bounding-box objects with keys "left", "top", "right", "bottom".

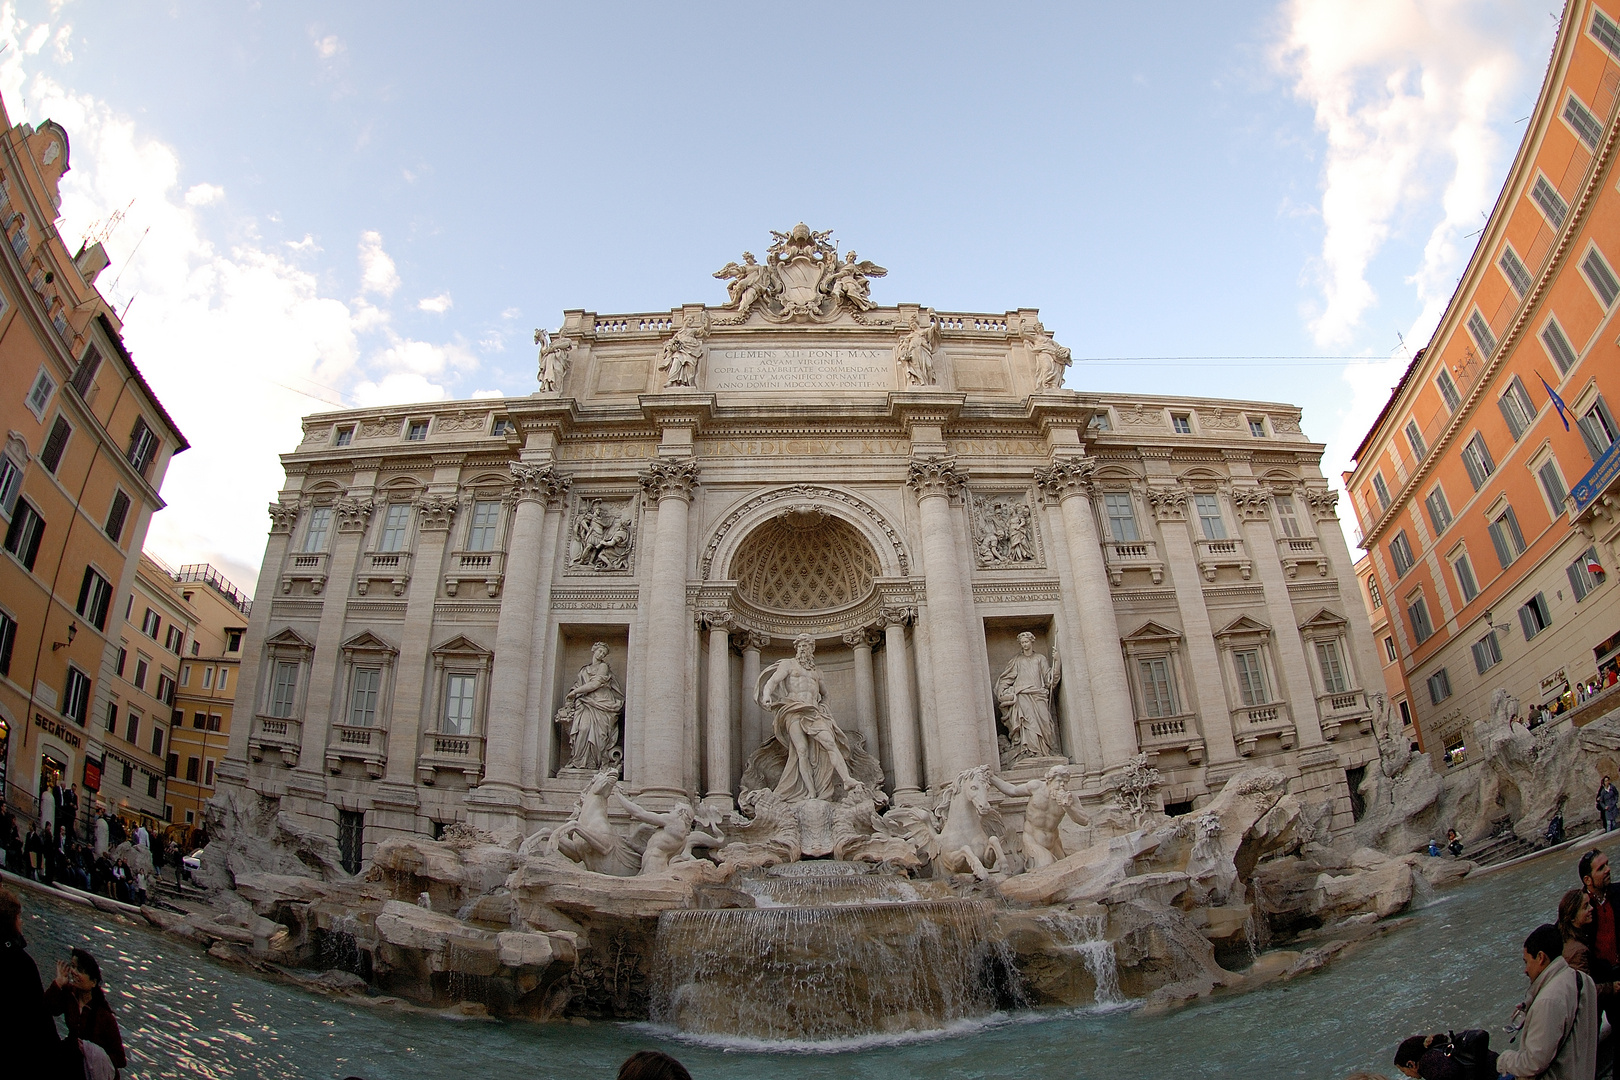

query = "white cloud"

[
  {"left": 313, "top": 34, "right": 342, "bottom": 60},
  {"left": 500, "top": 307, "right": 521, "bottom": 319},
  {"left": 357, "top": 229, "right": 400, "bottom": 297},
  {"left": 50, "top": 23, "right": 70, "bottom": 63},
  {"left": 285, "top": 233, "right": 318, "bottom": 253},
  {"left": 352, "top": 372, "right": 448, "bottom": 407},
  {"left": 417, "top": 291, "right": 452, "bottom": 314},
  {"left": 184, "top": 182, "right": 224, "bottom": 206}
]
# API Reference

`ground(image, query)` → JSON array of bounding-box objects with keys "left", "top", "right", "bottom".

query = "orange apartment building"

[
  {"left": 1347, "top": 0, "right": 1620, "bottom": 768},
  {"left": 0, "top": 96, "right": 186, "bottom": 827},
  {"left": 165, "top": 562, "right": 249, "bottom": 828},
  {"left": 1354, "top": 553, "right": 1419, "bottom": 749}
]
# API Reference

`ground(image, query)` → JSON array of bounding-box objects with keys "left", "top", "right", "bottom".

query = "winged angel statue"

[{"left": 712, "top": 224, "right": 886, "bottom": 323}]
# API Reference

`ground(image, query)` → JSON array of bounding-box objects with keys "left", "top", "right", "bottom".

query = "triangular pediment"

[
  {"left": 264, "top": 626, "right": 314, "bottom": 650},
  {"left": 432, "top": 633, "right": 491, "bottom": 657},
  {"left": 1299, "top": 608, "right": 1347, "bottom": 631},
  {"left": 1124, "top": 619, "right": 1183, "bottom": 643},
  {"left": 340, "top": 629, "right": 397, "bottom": 655},
  {"left": 1215, "top": 614, "right": 1271, "bottom": 638}
]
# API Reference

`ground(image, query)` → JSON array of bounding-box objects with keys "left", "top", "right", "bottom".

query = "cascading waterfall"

[
  {"left": 1034, "top": 912, "right": 1121, "bottom": 1005},
  {"left": 650, "top": 862, "right": 1015, "bottom": 1039}
]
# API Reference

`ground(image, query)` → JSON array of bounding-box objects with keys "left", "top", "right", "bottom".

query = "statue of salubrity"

[
  {"left": 996, "top": 631, "right": 1062, "bottom": 764},
  {"left": 555, "top": 642, "right": 625, "bottom": 773}
]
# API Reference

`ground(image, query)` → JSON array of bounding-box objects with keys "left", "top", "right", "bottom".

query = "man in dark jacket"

[{"left": 0, "top": 884, "right": 64, "bottom": 1076}]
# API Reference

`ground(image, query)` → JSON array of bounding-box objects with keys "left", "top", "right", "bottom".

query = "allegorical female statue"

[
  {"left": 557, "top": 642, "right": 625, "bottom": 771},
  {"left": 996, "top": 631, "right": 1062, "bottom": 761}
]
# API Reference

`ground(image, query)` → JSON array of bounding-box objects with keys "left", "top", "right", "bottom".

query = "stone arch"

[
  {"left": 701, "top": 484, "right": 910, "bottom": 583},
  {"left": 730, "top": 512, "right": 882, "bottom": 613}
]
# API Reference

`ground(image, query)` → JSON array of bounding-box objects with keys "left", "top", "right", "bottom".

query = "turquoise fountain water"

[{"left": 27, "top": 849, "right": 1574, "bottom": 1079}]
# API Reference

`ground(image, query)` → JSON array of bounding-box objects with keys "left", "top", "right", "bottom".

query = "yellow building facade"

[{"left": 166, "top": 564, "right": 249, "bottom": 829}]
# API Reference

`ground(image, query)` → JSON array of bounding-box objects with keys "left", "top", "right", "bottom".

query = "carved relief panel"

[
  {"left": 565, "top": 490, "right": 641, "bottom": 575},
  {"left": 970, "top": 490, "right": 1043, "bottom": 569}
]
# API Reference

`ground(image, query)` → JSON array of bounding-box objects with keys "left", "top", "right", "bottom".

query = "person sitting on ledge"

[
  {"left": 618, "top": 1050, "right": 692, "bottom": 1080},
  {"left": 1393, "top": 1033, "right": 1459, "bottom": 1079}
]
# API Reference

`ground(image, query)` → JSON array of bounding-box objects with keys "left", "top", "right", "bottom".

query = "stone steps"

[{"left": 1462, "top": 822, "right": 1603, "bottom": 868}]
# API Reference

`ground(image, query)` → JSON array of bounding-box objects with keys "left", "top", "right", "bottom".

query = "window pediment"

[
  {"left": 264, "top": 627, "right": 314, "bottom": 653},
  {"left": 1123, "top": 619, "right": 1183, "bottom": 645},
  {"left": 340, "top": 629, "right": 398, "bottom": 657},
  {"left": 432, "top": 633, "right": 492, "bottom": 659},
  {"left": 1215, "top": 614, "right": 1271, "bottom": 643}
]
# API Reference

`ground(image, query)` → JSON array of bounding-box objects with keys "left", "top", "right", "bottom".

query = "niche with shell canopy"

[{"left": 729, "top": 505, "right": 882, "bottom": 622}]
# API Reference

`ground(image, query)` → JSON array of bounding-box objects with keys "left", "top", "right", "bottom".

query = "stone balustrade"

[
  {"left": 326, "top": 723, "right": 388, "bottom": 778},
  {"left": 443, "top": 549, "right": 506, "bottom": 597},
  {"left": 280, "top": 551, "right": 329, "bottom": 594},
  {"left": 1134, "top": 711, "right": 1205, "bottom": 764},
  {"left": 1275, "top": 536, "right": 1329, "bottom": 579},
  {"left": 248, "top": 714, "right": 302, "bottom": 767},
  {"left": 1195, "top": 537, "right": 1252, "bottom": 581},
  {"left": 1315, "top": 688, "right": 1371, "bottom": 741},
  {"left": 1103, "top": 539, "right": 1165, "bottom": 585},
  {"left": 357, "top": 551, "right": 413, "bottom": 596},
  {"left": 417, "top": 731, "right": 486, "bottom": 786},
  {"left": 1233, "top": 700, "right": 1295, "bottom": 756}
]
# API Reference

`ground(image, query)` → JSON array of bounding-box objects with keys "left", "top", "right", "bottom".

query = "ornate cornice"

[
  {"left": 907, "top": 457, "right": 967, "bottom": 500},
  {"left": 1032, "top": 457, "right": 1095, "bottom": 503},
  {"left": 638, "top": 457, "right": 699, "bottom": 502}
]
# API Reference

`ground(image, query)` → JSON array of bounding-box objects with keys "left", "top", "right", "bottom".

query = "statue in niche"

[
  {"left": 996, "top": 632, "right": 1063, "bottom": 764},
  {"left": 658, "top": 311, "right": 709, "bottom": 388},
  {"left": 1024, "top": 318, "right": 1072, "bottom": 390},
  {"left": 533, "top": 328, "right": 575, "bottom": 393},
  {"left": 570, "top": 499, "right": 633, "bottom": 571},
  {"left": 894, "top": 310, "right": 938, "bottom": 386},
  {"left": 987, "top": 765, "right": 1089, "bottom": 870},
  {"left": 612, "top": 792, "right": 724, "bottom": 875},
  {"left": 818, "top": 249, "right": 887, "bottom": 312},
  {"left": 555, "top": 642, "right": 624, "bottom": 772},
  {"left": 756, "top": 634, "right": 864, "bottom": 803},
  {"left": 973, "top": 495, "right": 1036, "bottom": 566}
]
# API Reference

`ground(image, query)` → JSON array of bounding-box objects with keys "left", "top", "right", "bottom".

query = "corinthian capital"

[
  {"left": 1033, "top": 457, "right": 1096, "bottom": 502},
  {"left": 697, "top": 609, "right": 734, "bottom": 632},
  {"left": 415, "top": 494, "right": 460, "bottom": 531},
  {"left": 876, "top": 605, "right": 917, "bottom": 628},
  {"left": 335, "top": 497, "right": 376, "bottom": 533},
  {"left": 1144, "top": 485, "right": 1189, "bottom": 522},
  {"left": 267, "top": 502, "right": 299, "bottom": 535},
  {"left": 509, "top": 462, "right": 572, "bottom": 506},
  {"left": 907, "top": 457, "right": 967, "bottom": 500},
  {"left": 1229, "top": 485, "right": 1271, "bottom": 522},
  {"left": 639, "top": 458, "right": 699, "bottom": 502},
  {"left": 1304, "top": 486, "right": 1340, "bottom": 522}
]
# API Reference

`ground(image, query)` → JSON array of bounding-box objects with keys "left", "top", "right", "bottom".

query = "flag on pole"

[
  {"left": 1589, "top": 551, "right": 1606, "bottom": 577},
  {"left": 1540, "top": 372, "right": 1572, "bottom": 431}
]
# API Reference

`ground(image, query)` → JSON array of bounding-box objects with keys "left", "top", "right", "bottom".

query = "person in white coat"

[
  {"left": 92, "top": 814, "right": 108, "bottom": 858},
  {"left": 1498, "top": 923, "right": 1599, "bottom": 1080}
]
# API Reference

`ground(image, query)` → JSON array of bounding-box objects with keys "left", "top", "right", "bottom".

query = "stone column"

[
  {"left": 637, "top": 458, "right": 699, "bottom": 797},
  {"left": 480, "top": 464, "right": 571, "bottom": 801},
  {"left": 701, "top": 611, "right": 734, "bottom": 809},
  {"left": 877, "top": 607, "right": 921, "bottom": 800},
  {"left": 907, "top": 458, "right": 985, "bottom": 782},
  {"left": 844, "top": 627, "right": 881, "bottom": 769},
  {"left": 220, "top": 501, "right": 299, "bottom": 782},
  {"left": 294, "top": 495, "right": 374, "bottom": 789},
  {"left": 525, "top": 493, "right": 570, "bottom": 786},
  {"left": 740, "top": 631, "right": 769, "bottom": 765},
  {"left": 1035, "top": 459, "right": 1137, "bottom": 771},
  {"left": 380, "top": 493, "right": 458, "bottom": 794}
]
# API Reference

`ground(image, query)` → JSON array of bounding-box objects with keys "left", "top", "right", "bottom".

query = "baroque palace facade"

[{"left": 221, "top": 224, "right": 1381, "bottom": 867}]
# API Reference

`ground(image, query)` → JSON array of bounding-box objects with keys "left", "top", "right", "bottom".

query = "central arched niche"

[{"left": 729, "top": 507, "right": 881, "bottom": 614}]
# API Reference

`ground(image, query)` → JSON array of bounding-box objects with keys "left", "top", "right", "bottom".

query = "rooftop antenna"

[
  {"left": 102, "top": 225, "right": 150, "bottom": 298},
  {"left": 82, "top": 198, "right": 134, "bottom": 250}
]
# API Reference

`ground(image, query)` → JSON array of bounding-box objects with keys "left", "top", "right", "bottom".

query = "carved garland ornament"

[{"left": 701, "top": 484, "right": 910, "bottom": 580}]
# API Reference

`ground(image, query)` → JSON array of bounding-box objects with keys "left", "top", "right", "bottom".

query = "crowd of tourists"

[{"left": 0, "top": 805, "right": 172, "bottom": 905}]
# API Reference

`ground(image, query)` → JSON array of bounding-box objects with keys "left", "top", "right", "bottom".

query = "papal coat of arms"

[{"left": 712, "top": 223, "right": 887, "bottom": 324}]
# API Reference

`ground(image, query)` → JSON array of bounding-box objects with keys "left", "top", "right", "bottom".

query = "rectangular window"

[
  {"left": 302, "top": 506, "right": 332, "bottom": 553},
  {"left": 1564, "top": 91, "right": 1604, "bottom": 150},
  {"left": 1425, "top": 486, "right": 1453, "bottom": 535},
  {"left": 76, "top": 566, "right": 113, "bottom": 631},
  {"left": 1103, "top": 492, "right": 1139, "bottom": 542},
  {"left": 193, "top": 711, "right": 206, "bottom": 729},
  {"left": 337, "top": 809, "right": 365, "bottom": 875},
  {"left": 1390, "top": 530, "right": 1415, "bottom": 578},
  {"left": 185, "top": 757, "right": 200, "bottom": 782},
  {"left": 4, "top": 499, "right": 46, "bottom": 571},
  {"left": 1408, "top": 595, "right": 1434, "bottom": 644},
  {"left": 1582, "top": 246, "right": 1620, "bottom": 308},
  {"left": 379, "top": 503, "right": 410, "bottom": 552},
  {"left": 1497, "top": 376, "right": 1535, "bottom": 440},
  {"left": 1233, "top": 650, "right": 1268, "bottom": 706},
  {"left": 125, "top": 713, "right": 139, "bottom": 744},
  {"left": 1315, "top": 640, "right": 1349, "bottom": 694},
  {"left": 1539, "top": 460, "right": 1569, "bottom": 513},
  {"left": 202, "top": 666, "right": 213, "bottom": 689},
  {"left": 208, "top": 713, "right": 222, "bottom": 732},
  {"left": 1472, "top": 632, "right": 1502, "bottom": 675},
  {"left": 107, "top": 702, "right": 119, "bottom": 734},
  {"left": 0, "top": 610, "right": 14, "bottom": 677},
  {"left": 1372, "top": 472, "right": 1391, "bottom": 510},
  {"left": 1499, "top": 245, "right": 1533, "bottom": 297},
  {"left": 1274, "top": 494, "right": 1302, "bottom": 537},
  {"left": 1541, "top": 319, "right": 1579, "bottom": 376},
  {"left": 1437, "top": 369, "right": 1461, "bottom": 412},
  {"left": 334, "top": 426, "right": 354, "bottom": 447},
  {"left": 127, "top": 416, "right": 159, "bottom": 475},
  {"left": 180, "top": 664, "right": 191, "bottom": 687},
  {"left": 1248, "top": 417, "right": 1267, "bottom": 438},
  {"left": 39, "top": 415, "right": 71, "bottom": 474},
  {"left": 104, "top": 490, "right": 130, "bottom": 544},
  {"left": 205, "top": 759, "right": 215, "bottom": 787},
  {"left": 1172, "top": 414, "right": 1192, "bottom": 434},
  {"left": 1405, "top": 420, "right": 1427, "bottom": 461},
  {"left": 165, "top": 626, "right": 184, "bottom": 654},
  {"left": 349, "top": 667, "right": 381, "bottom": 727},
  {"left": 1427, "top": 667, "right": 1452, "bottom": 705},
  {"left": 141, "top": 608, "right": 160, "bottom": 637},
  {"left": 68, "top": 345, "right": 101, "bottom": 398},
  {"left": 25, "top": 367, "right": 55, "bottom": 419},
  {"left": 1568, "top": 546, "right": 1607, "bottom": 602},
  {"left": 270, "top": 660, "right": 299, "bottom": 718},
  {"left": 0, "top": 452, "right": 22, "bottom": 519},
  {"left": 1194, "top": 494, "right": 1226, "bottom": 539},
  {"left": 156, "top": 673, "right": 175, "bottom": 706},
  {"left": 1593, "top": 7, "right": 1620, "bottom": 59},
  {"left": 1384, "top": 636, "right": 1398, "bottom": 663},
  {"left": 405, "top": 419, "right": 429, "bottom": 441},
  {"left": 217, "top": 668, "right": 228, "bottom": 693},
  {"left": 1461, "top": 432, "right": 1496, "bottom": 490},
  {"left": 151, "top": 727, "right": 163, "bottom": 756},
  {"left": 119, "top": 762, "right": 132, "bottom": 788},
  {"left": 1532, "top": 175, "right": 1569, "bottom": 229},
  {"left": 1579, "top": 397, "right": 1618, "bottom": 462},
  {"left": 1138, "top": 657, "right": 1178, "bottom": 718},
  {"left": 1467, "top": 310, "right": 1498, "bottom": 357},
  {"left": 1488, "top": 506, "right": 1527, "bottom": 570},
  {"left": 1452, "top": 551, "right": 1480, "bottom": 603},
  {"left": 63, "top": 667, "right": 91, "bottom": 724},
  {"left": 443, "top": 673, "right": 476, "bottom": 735},
  {"left": 165, "top": 754, "right": 177, "bottom": 778},
  {"left": 492, "top": 418, "right": 516, "bottom": 436},
  {"left": 134, "top": 658, "right": 148, "bottom": 690},
  {"left": 1368, "top": 579, "right": 1382, "bottom": 609},
  {"left": 116, "top": 647, "right": 126, "bottom": 678},
  {"left": 467, "top": 500, "right": 501, "bottom": 551},
  {"left": 1519, "top": 592, "right": 1552, "bottom": 639}
]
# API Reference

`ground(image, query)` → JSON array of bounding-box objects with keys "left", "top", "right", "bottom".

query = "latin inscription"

[
  {"left": 707, "top": 348, "right": 895, "bottom": 392},
  {"left": 698, "top": 437, "right": 911, "bottom": 458},
  {"left": 559, "top": 441, "right": 659, "bottom": 462}
]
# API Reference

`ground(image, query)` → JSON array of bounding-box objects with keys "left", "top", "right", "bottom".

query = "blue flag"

[{"left": 1540, "top": 372, "right": 1571, "bottom": 431}]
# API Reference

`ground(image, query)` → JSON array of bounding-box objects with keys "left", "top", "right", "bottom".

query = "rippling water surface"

[{"left": 26, "top": 849, "right": 1576, "bottom": 1080}]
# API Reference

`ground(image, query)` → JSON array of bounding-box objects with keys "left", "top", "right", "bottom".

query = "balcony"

[
  {"left": 1135, "top": 712, "right": 1204, "bottom": 764},
  {"left": 444, "top": 549, "right": 506, "bottom": 598},
  {"left": 249, "top": 715, "right": 302, "bottom": 768},
  {"left": 1103, "top": 539, "right": 1165, "bottom": 586},
  {"left": 357, "top": 551, "right": 413, "bottom": 597},
  {"left": 1276, "top": 536, "right": 1329, "bottom": 579},
  {"left": 1232, "top": 700, "right": 1294, "bottom": 756},
  {"left": 1195, "top": 537, "right": 1252, "bottom": 582},
  {"left": 417, "top": 731, "right": 486, "bottom": 785},
  {"left": 1315, "top": 688, "right": 1372, "bottom": 741},
  {"left": 325, "top": 723, "right": 387, "bottom": 778},
  {"left": 281, "top": 551, "right": 330, "bottom": 595}
]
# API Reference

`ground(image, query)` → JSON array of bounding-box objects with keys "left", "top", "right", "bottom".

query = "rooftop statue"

[
  {"left": 658, "top": 311, "right": 709, "bottom": 388},
  {"left": 713, "top": 223, "right": 886, "bottom": 324},
  {"left": 1023, "top": 317, "right": 1072, "bottom": 390},
  {"left": 533, "top": 328, "right": 575, "bottom": 393},
  {"left": 895, "top": 310, "right": 938, "bottom": 386}
]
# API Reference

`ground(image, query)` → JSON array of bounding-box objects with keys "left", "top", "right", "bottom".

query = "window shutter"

[
  {"left": 40, "top": 416, "right": 70, "bottom": 473},
  {"left": 104, "top": 491, "right": 130, "bottom": 543},
  {"left": 69, "top": 346, "right": 102, "bottom": 397}
]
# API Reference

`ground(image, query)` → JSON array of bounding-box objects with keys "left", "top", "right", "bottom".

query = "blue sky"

[{"left": 0, "top": 1, "right": 1558, "bottom": 590}]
